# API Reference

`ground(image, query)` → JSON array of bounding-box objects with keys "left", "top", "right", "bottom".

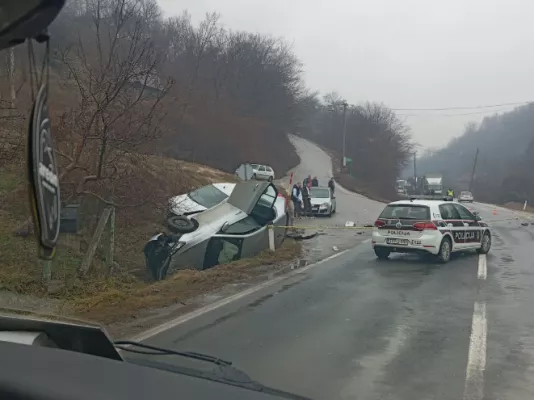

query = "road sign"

[{"left": 235, "top": 163, "right": 255, "bottom": 181}]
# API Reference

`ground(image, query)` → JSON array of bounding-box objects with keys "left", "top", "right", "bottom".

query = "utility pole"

[
  {"left": 9, "top": 48, "right": 15, "bottom": 109},
  {"left": 469, "top": 148, "right": 479, "bottom": 192},
  {"left": 341, "top": 102, "right": 348, "bottom": 167},
  {"left": 413, "top": 152, "right": 417, "bottom": 179}
]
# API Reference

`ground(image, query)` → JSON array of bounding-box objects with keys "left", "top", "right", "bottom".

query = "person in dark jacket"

[
  {"left": 328, "top": 177, "right": 335, "bottom": 194},
  {"left": 291, "top": 182, "right": 302, "bottom": 217},
  {"left": 303, "top": 175, "right": 312, "bottom": 187},
  {"left": 311, "top": 176, "right": 319, "bottom": 187},
  {"left": 301, "top": 182, "right": 313, "bottom": 217}
]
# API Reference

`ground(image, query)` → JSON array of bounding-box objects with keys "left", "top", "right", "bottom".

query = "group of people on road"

[{"left": 291, "top": 175, "right": 336, "bottom": 218}]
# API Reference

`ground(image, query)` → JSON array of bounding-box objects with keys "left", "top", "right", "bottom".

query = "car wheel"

[
  {"left": 252, "top": 173, "right": 257, "bottom": 180},
  {"left": 477, "top": 231, "right": 491, "bottom": 254},
  {"left": 374, "top": 247, "right": 391, "bottom": 260},
  {"left": 167, "top": 215, "right": 199, "bottom": 234},
  {"left": 268, "top": 176, "right": 273, "bottom": 182},
  {"left": 436, "top": 237, "right": 452, "bottom": 263}
]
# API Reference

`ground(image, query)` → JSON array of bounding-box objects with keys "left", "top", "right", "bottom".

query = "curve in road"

[{"left": 135, "top": 139, "right": 534, "bottom": 400}]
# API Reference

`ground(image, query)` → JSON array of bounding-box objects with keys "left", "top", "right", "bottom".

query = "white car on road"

[
  {"left": 250, "top": 164, "right": 275, "bottom": 182},
  {"left": 372, "top": 199, "right": 491, "bottom": 263},
  {"left": 458, "top": 191, "right": 474, "bottom": 203},
  {"left": 309, "top": 186, "right": 336, "bottom": 217}
]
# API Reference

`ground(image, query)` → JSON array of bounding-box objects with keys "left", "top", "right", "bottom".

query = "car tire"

[
  {"left": 477, "top": 231, "right": 491, "bottom": 254},
  {"left": 436, "top": 237, "right": 452, "bottom": 263},
  {"left": 374, "top": 247, "right": 391, "bottom": 260},
  {"left": 268, "top": 176, "right": 273, "bottom": 182},
  {"left": 167, "top": 215, "right": 199, "bottom": 234},
  {"left": 252, "top": 173, "right": 257, "bottom": 180}
]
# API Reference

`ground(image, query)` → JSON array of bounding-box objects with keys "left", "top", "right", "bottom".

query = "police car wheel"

[
  {"left": 436, "top": 237, "right": 452, "bottom": 263},
  {"left": 374, "top": 247, "right": 391, "bottom": 260},
  {"left": 477, "top": 232, "right": 491, "bottom": 254}
]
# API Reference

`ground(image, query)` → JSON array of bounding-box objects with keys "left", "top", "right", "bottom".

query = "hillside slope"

[{"left": 415, "top": 103, "right": 534, "bottom": 204}]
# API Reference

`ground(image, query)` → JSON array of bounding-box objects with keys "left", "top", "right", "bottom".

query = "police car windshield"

[{"left": 379, "top": 204, "right": 431, "bottom": 220}]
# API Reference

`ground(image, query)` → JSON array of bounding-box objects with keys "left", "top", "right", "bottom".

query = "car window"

[
  {"left": 259, "top": 166, "right": 266, "bottom": 172},
  {"left": 310, "top": 188, "right": 330, "bottom": 198},
  {"left": 203, "top": 237, "right": 244, "bottom": 269},
  {"left": 379, "top": 204, "right": 430, "bottom": 220},
  {"left": 266, "top": 166, "right": 273, "bottom": 172},
  {"left": 439, "top": 203, "right": 461, "bottom": 220},
  {"left": 188, "top": 184, "right": 228, "bottom": 208},
  {"left": 453, "top": 204, "right": 476, "bottom": 220},
  {"left": 461, "top": 191, "right": 472, "bottom": 196},
  {"left": 250, "top": 164, "right": 259, "bottom": 169},
  {"left": 223, "top": 216, "right": 262, "bottom": 234}
]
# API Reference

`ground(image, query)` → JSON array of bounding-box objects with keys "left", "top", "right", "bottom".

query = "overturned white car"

[{"left": 160, "top": 181, "right": 289, "bottom": 275}]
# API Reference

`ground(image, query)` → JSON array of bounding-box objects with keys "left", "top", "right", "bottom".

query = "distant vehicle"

[
  {"left": 396, "top": 179, "right": 407, "bottom": 195},
  {"left": 166, "top": 181, "right": 288, "bottom": 273},
  {"left": 372, "top": 199, "right": 491, "bottom": 263},
  {"left": 424, "top": 174, "right": 443, "bottom": 196},
  {"left": 458, "top": 191, "right": 474, "bottom": 203},
  {"left": 250, "top": 164, "right": 275, "bottom": 182},
  {"left": 309, "top": 186, "right": 336, "bottom": 217},
  {"left": 168, "top": 183, "right": 236, "bottom": 217}
]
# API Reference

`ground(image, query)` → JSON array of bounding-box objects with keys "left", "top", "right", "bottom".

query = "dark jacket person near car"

[
  {"left": 328, "top": 177, "right": 335, "bottom": 194},
  {"left": 301, "top": 183, "right": 313, "bottom": 217},
  {"left": 303, "top": 175, "right": 312, "bottom": 187},
  {"left": 291, "top": 183, "right": 303, "bottom": 217},
  {"left": 311, "top": 177, "right": 319, "bottom": 187}
]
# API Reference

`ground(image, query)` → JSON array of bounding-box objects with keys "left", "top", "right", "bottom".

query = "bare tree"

[{"left": 55, "top": 0, "right": 172, "bottom": 206}]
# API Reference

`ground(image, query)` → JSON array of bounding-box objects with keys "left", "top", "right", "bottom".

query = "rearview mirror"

[{"left": 0, "top": 0, "right": 65, "bottom": 51}]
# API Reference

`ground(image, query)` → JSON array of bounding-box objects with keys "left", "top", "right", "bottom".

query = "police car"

[{"left": 372, "top": 199, "right": 491, "bottom": 263}]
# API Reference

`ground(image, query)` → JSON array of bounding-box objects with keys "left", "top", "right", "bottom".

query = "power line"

[
  {"left": 391, "top": 101, "right": 531, "bottom": 112},
  {"left": 397, "top": 107, "right": 519, "bottom": 117}
]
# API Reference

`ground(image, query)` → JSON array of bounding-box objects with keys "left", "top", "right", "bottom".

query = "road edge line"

[{"left": 132, "top": 248, "right": 351, "bottom": 342}]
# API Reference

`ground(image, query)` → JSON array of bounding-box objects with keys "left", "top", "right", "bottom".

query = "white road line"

[
  {"left": 477, "top": 254, "right": 487, "bottom": 280},
  {"left": 132, "top": 248, "right": 351, "bottom": 342},
  {"left": 463, "top": 301, "right": 487, "bottom": 400}
]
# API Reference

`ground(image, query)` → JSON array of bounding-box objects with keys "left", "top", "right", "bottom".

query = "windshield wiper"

[{"left": 114, "top": 340, "right": 232, "bottom": 366}]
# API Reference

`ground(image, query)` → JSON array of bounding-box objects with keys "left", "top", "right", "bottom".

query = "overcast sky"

[{"left": 157, "top": 0, "right": 533, "bottom": 149}]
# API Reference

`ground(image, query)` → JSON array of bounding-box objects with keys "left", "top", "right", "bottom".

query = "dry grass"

[
  {"left": 502, "top": 202, "right": 534, "bottom": 214},
  {"left": 0, "top": 157, "right": 301, "bottom": 326},
  {"left": 65, "top": 240, "right": 300, "bottom": 325}
]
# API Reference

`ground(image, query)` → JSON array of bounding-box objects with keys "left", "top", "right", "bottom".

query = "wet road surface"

[
  {"left": 277, "top": 135, "right": 384, "bottom": 263},
  {"left": 138, "top": 141, "right": 534, "bottom": 400}
]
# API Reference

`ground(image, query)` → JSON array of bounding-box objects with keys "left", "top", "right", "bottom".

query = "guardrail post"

[{"left": 268, "top": 225, "right": 276, "bottom": 251}]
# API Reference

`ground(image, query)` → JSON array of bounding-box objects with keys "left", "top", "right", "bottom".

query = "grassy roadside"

[{"left": 0, "top": 158, "right": 302, "bottom": 327}]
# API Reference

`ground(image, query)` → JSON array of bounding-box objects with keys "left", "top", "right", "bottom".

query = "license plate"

[{"left": 386, "top": 238, "right": 409, "bottom": 245}]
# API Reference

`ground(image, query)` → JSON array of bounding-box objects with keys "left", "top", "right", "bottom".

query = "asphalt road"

[
  {"left": 137, "top": 141, "right": 534, "bottom": 400},
  {"left": 278, "top": 135, "right": 384, "bottom": 263}
]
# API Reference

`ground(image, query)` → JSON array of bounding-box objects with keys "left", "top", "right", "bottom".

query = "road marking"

[
  {"left": 477, "top": 254, "right": 487, "bottom": 280},
  {"left": 132, "top": 249, "right": 351, "bottom": 342},
  {"left": 463, "top": 301, "right": 487, "bottom": 400}
]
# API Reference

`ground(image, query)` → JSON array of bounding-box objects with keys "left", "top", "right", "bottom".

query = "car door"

[
  {"left": 453, "top": 203, "right": 482, "bottom": 248},
  {"left": 257, "top": 165, "right": 267, "bottom": 180},
  {"left": 438, "top": 203, "right": 467, "bottom": 249},
  {"left": 265, "top": 166, "right": 274, "bottom": 179}
]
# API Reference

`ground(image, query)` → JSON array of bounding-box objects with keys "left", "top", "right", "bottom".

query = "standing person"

[
  {"left": 301, "top": 181, "right": 313, "bottom": 218},
  {"left": 328, "top": 177, "right": 335, "bottom": 194},
  {"left": 311, "top": 176, "right": 319, "bottom": 187},
  {"left": 303, "top": 175, "right": 312, "bottom": 188},
  {"left": 291, "top": 182, "right": 303, "bottom": 218}
]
